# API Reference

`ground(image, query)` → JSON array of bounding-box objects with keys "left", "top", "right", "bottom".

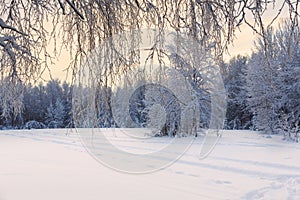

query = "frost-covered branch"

[
  {"left": 0, "top": 0, "right": 299, "bottom": 119},
  {"left": 0, "top": 18, "right": 26, "bottom": 35},
  {"left": 65, "top": 0, "right": 84, "bottom": 20}
]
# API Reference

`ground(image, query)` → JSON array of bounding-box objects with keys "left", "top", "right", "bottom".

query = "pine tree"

[
  {"left": 225, "top": 56, "right": 252, "bottom": 129},
  {"left": 45, "top": 103, "right": 55, "bottom": 126},
  {"left": 54, "top": 99, "right": 65, "bottom": 128},
  {"left": 45, "top": 99, "right": 66, "bottom": 128},
  {"left": 62, "top": 81, "right": 73, "bottom": 127}
]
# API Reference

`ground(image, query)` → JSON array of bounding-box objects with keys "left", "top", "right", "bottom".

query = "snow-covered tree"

[
  {"left": 247, "top": 28, "right": 282, "bottom": 134},
  {"left": 45, "top": 99, "right": 65, "bottom": 128},
  {"left": 274, "top": 21, "right": 300, "bottom": 141},
  {"left": 23, "top": 83, "right": 47, "bottom": 123},
  {"left": 0, "top": 79, "right": 73, "bottom": 128},
  {"left": 224, "top": 56, "right": 252, "bottom": 129},
  {"left": 1, "top": 0, "right": 299, "bottom": 118},
  {"left": 46, "top": 80, "right": 63, "bottom": 105},
  {"left": 45, "top": 103, "right": 55, "bottom": 126},
  {"left": 142, "top": 83, "right": 181, "bottom": 137},
  {"left": 246, "top": 20, "right": 300, "bottom": 139},
  {"left": 0, "top": 77, "right": 24, "bottom": 127},
  {"left": 54, "top": 98, "right": 66, "bottom": 128},
  {"left": 61, "top": 81, "right": 73, "bottom": 127}
]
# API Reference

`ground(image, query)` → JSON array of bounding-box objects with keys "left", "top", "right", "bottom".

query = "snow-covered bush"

[
  {"left": 24, "top": 120, "right": 46, "bottom": 129},
  {"left": 277, "top": 112, "right": 300, "bottom": 142},
  {"left": 47, "top": 121, "right": 61, "bottom": 129}
]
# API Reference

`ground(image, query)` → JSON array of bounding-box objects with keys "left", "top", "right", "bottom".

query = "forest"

[
  {"left": 0, "top": 20, "right": 299, "bottom": 142},
  {"left": 0, "top": 1, "right": 299, "bottom": 141}
]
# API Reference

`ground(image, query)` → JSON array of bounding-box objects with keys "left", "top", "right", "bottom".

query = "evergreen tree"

[
  {"left": 224, "top": 56, "right": 252, "bottom": 129},
  {"left": 62, "top": 81, "right": 73, "bottom": 127},
  {"left": 45, "top": 103, "right": 55, "bottom": 125},
  {"left": 45, "top": 99, "right": 66, "bottom": 128},
  {"left": 54, "top": 99, "right": 65, "bottom": 128}
]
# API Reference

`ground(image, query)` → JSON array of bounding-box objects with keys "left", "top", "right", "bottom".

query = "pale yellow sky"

[
  {"left": 44, "top": 0, "right": 290, "bottom": 82},
  {"left": 226, "top": 24, "right": 256, "bottom": 60},
  {"left": 227, "top": 0, "right": 290, "bottom": 60},
  {"left": 44, "top": 27, "right": 255, "bottom": 82},
  {"left": 41, "top": 41, "right": 71, "bottom": 82}
]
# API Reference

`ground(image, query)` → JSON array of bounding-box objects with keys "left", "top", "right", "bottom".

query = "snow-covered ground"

[{"left": 0, "top": 129, "right": 299, "bottom": 200}]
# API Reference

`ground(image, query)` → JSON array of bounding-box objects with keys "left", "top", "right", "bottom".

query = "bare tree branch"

[
  {"left": 65, "top": 0, "right": 84, "bottom": 20},
  {"left": 0, "top": 0, "right": 299, "bottom": 119},
  {"left": 0, "top": 18, "right": 26, "bottom": 35}
]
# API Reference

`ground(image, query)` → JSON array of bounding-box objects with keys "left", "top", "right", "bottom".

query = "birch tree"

[{"left": 0, "top": 0, "right": 299, "bottom": 118}]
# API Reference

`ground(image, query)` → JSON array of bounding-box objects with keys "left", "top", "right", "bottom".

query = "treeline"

[
  {"left": 223, "top": 21, "right": 300, "bottom": 141},
  {"left": 0, "top": 21, "right": 299, "bottom": 141},
  {"left": 0, "top": 80, "right": 73, "bottom": 129}
]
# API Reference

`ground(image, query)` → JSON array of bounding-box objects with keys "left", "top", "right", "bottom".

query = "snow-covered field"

[{"left": 0, "top": 129, "right": 299, "bottom": 200}]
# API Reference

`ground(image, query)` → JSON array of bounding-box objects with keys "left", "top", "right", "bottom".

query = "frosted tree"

[
  {"left": 0, "top": 77, "right": 24, "bottom": 127},
  {"left": 0, "top": 78, "right": 75, "bottom": 128},
  {"left": 274, "top": 20, "right": 300, "bottom": 141},
  {"left": 1, "top": 0, "right": 299, "bottom": 118},
  {"left": 95, "top": 85, "right": 113, "bottom": 128},
  {"left": 224, "top": 56, "right": 252, "bottom": 129},
  {"left": 61, "top": 81, "right": 73, "bottom": 127},
  {"left": 23, "top": 83, "right": 44, "bottom": 122},
  {"left": 112, "top": 86, "right": 133, "bottom": 128},
  {"left": 45, "top": 103, "right": 55, "bottom": 125},
  {"left": 246, "top": 29, "right": 281, "bottom": 134},
  {"left": 20, "top": 82, "right": 49, "bottom": 126},
  {"left": 142, "top": 83, "right": 181, "bottom": 137},
  {"left": 45, "top": 99, "right": 65, "bottom": 128},
  {"left": 44, "top": 80, "right": 65, "bottom": 127},
  {"left": 247, "top": 19, "right": 300, "bottom": 138},
  {"left": 54, "top": 99, "right": 66, "bottom": 128},
  {"left": 46, "top": 80, "right": 63, "bottom": 105},
  {"left": 129, "top": 86, "right": 147, "bottom": 128}
]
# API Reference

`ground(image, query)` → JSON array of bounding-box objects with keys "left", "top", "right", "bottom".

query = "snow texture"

[{"left": 0, "top": 129, "right": 299, "bottom": 200}]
